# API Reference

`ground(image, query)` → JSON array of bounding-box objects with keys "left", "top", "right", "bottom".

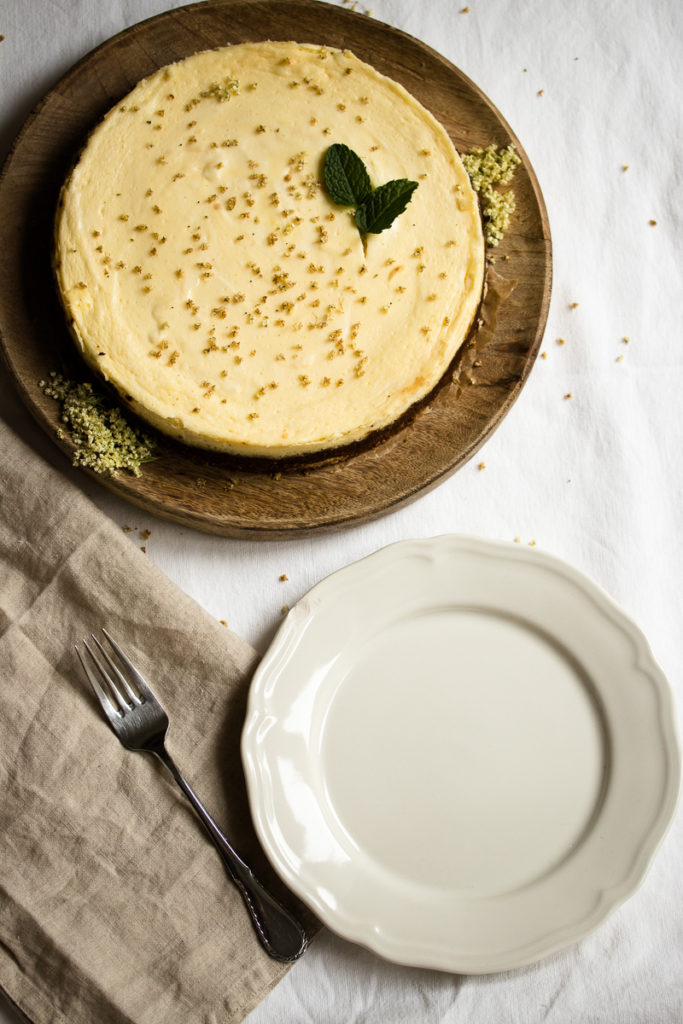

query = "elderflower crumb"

[
  {"left": 461, "top": 144, "right": 521, "bottom": 246},
  {"left": 39, "top": 372, "right": 157, "bottom": 476},
  {"left": 201, "top": 77, "right": 240, "bottom": 102}
]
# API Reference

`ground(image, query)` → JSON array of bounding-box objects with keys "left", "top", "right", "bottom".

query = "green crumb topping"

[
  {"left": 461, "top": 144, "right": 521, "bottom": 247},
  {"left": 201, "top": 77, "right": 240, "bottom": 102},
  {"left": 39, "top": 371, "right": 157, "bottom": 477}
]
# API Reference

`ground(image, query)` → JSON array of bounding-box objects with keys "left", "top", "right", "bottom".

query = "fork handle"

[{"left": 153, "top": 745, "right": 308, "bottom": 962}]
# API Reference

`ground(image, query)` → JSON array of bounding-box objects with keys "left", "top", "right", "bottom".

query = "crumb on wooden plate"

[
  {"left": 40, "top": 371, "right": 157, "bottom": 477},
  {"left": 461, "top": 144, "right": 521, "bottom": 247}
]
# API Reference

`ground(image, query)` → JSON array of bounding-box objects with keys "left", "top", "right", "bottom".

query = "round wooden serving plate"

[{"left": 0, "top": 0, "right": 551, "bottom": 539}]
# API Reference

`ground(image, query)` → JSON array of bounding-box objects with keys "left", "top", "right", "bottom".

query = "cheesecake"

[{"left": 54, "top": 41, "right": 485, "bottom": 458}]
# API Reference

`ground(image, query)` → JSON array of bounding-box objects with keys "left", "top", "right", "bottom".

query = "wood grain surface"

[{"left": 0, "top": 0, "right": 551, "bottom": 539}]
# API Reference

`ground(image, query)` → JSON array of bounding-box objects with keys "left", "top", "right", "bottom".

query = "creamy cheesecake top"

[{"left": 55, "top": 41, "right": 485, "bottom": 458}]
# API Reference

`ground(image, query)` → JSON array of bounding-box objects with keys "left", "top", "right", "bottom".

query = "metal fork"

[{"left": 76, "top": 628, "right": 308, "bottom": 962}]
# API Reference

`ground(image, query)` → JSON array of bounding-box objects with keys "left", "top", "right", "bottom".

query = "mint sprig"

[
  {"left": 323, "top": 144, "right": 418, "bottom": 236},
  {"left": 324, "top": 143, "right": 373, "bottom": 207},
  {"left": 354, "top": 179, "right": 418, "bottom": 234}
]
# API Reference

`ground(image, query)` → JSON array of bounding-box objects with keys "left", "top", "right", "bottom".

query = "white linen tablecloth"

[{"left": 1, "top": 1, "right": 681, "bottom": 1021}]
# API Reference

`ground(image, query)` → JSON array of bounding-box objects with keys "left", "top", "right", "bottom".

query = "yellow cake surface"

[{"left": 55, "top": 41, "right": 485, "bottom": 457}]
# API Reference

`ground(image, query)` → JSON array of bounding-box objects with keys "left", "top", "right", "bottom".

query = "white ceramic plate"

[{"left": 241, "top": 536, "right": 680, "bottom": 973}]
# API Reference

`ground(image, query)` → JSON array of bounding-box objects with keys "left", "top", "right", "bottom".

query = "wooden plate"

[{"left": 0, "top": 0, "right": 551, "bottom": 539}]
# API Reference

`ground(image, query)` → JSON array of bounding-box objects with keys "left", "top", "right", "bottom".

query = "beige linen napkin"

[{"left": 0, "top": 418, "right": 315, "bottom": 1024}]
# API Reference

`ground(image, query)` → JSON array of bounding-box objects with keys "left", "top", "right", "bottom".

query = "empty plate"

[{"left": 241, "top": 536, "right": 680, "bottom": 972}]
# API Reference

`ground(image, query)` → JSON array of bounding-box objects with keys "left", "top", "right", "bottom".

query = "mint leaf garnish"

[
  {"left": 324, "top": 143, "right": 373, "bottom": 207},
  {"left": 322, "top": 144, "right": 418, "bottom": 237},
  {"left": 354, "top": 178, "right": 419, "bottom": 235}
]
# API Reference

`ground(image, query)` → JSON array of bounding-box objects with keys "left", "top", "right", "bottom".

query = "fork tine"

[
  {"left": 101, "top": 628, "right": 155, "bottom": 702},
  {"left": 82, "top": 637, "right": 133, "bottom": 714},
  {"left": 91, "top": 632, "right": 141, "bottom": 706},
  {"left": 76, "top": 640, "right": 122, "bottom": 723}
]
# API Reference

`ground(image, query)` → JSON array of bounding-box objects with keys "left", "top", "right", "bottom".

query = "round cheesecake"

[{"left": 55, "top": 41, "right": 485, "bottom": 458}]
